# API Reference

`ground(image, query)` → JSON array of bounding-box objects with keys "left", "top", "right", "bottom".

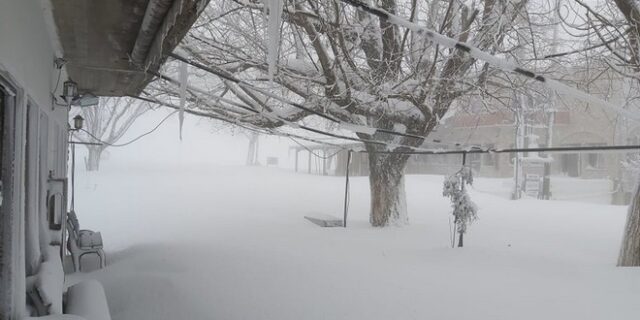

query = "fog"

[{"left": 77, "top": 109, "right": 295, "bottom": 170}]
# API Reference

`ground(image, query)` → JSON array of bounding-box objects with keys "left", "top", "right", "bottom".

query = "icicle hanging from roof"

[
  {"left": 178, "top": 61, "right": 188, "bottom": 140},
  {"left": 265, "top": 0, "right": 284, "bottom": 80}
]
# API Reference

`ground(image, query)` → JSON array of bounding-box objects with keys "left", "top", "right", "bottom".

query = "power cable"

[
  {"left": 133, "top": 93, "right": 349, "bottom": 150},
  {"left": 138, "top": 90, "right": 640, "bottom": 157},
  {"left": 337, "top": 0, "right": 640, "bottom": 122},
  {"left": 80, "top": 111, "right": 178, "bottom": 147}
]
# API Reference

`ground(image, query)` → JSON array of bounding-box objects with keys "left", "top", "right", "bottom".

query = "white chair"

[{"left": 66, "top": 210, "right": 106, "bottom": 272}]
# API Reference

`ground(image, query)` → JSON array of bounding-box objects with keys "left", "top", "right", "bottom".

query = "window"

[
  {"left": 483, "top": 144, "right": 496, "bottom": 167},
  {"left": 560, "top": 144, "right": 581, "bottom": 177},
  {"left": 47, "top": 192, "right": 62, "bottom": 230},
  {"left": 586, "top": 153, "right": 604, "bottom": 169}
]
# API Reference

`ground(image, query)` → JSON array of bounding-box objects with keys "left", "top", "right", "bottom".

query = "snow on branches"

[{"left": 443, "top": 166, "right": 477, "bottom": 247}]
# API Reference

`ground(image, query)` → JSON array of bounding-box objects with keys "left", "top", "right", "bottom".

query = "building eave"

[{"left": 50, "top": 0, "right": 208, "bottom": 97}]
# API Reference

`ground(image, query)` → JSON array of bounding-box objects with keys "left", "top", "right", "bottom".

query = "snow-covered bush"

[{"left": 443, "top": 166, "right": 477, "bottom": 247}]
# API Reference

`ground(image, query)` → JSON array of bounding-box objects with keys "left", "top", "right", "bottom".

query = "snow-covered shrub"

[{"left": 443, "top": 167, "right": 478, "bottom": 246}]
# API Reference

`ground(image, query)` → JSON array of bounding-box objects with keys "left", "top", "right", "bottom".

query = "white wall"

[
  {"left": 0, "top": 1, "right": 68, "bottom": 318},
  {"left": 0, "top": 0, "right": 66, "bottom": 117}
]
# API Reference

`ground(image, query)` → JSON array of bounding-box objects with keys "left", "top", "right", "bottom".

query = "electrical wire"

[
  {"left": 137, "top": 90, "right": 640, "bottom": 157},
  {"left": 144, "top": 80, "right": 640, "bottom": 157},
  {"left": 358, "top": 144, "right": 640, "bottom": 155},
  {"left": 80, "top": 111, "right": 178, "bottom": 147},
  {"left": 337, "top": 0, "right": 640, "bottom": 122},
  {"left": 133, "top": 93, "right": 349, "bottom": 150},
  {"left": 53, "top": 67, "right": 62, "bottom": 95}
]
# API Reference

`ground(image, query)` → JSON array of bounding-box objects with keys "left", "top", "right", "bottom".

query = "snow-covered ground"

[{"left": 68, "top": 162, "right": 640, "bottom": 320}]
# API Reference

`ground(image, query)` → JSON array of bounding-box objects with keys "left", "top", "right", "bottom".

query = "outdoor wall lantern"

[
  {"left": 72, "top": 115, "right": 84, "bottom": 131},
  {"left": 63, "top": 80, "right": 78, "bottom": 102},
  {"left": 59, "top": 79, "right": 99, "bottom": 108}
]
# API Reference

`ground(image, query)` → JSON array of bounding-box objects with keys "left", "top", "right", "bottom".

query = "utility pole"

[
  {"left": 513, "top": 94, "right": 526, "bottom": 200},
  {"left": 541, "top": 0, "right": 561, "bottom": 199}
]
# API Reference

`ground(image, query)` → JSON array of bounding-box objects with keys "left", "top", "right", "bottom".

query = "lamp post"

[{"left": 69, "top": 115, "right": 83, "bottom": 213}]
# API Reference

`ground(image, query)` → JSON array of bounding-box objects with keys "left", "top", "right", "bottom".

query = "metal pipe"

[
  {"left": 343, "top": 150, "right": 352, "bottom": 228},
  {"left": 68, "top": 141, "right": 102, "bottom": 146}
]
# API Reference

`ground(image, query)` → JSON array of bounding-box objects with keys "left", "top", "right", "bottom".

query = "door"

[
  {"left": 561, "top": 153, "right": 580, "bottom": 177},
  {"left": 0, "top": 77, "right": 23, "bottom": 319}
]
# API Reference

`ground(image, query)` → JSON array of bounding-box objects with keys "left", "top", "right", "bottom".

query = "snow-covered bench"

[
  {"left": 26, "top": 265, "right": 111, "bottom": 319},
  {"left": 26, "top": 257, "right": 65, "bottom": 316},
  {"left": 67, "top": 210, "right": 106, "bottom": 272},
  {"left": 64, "top": 280, "right": 112, "bottom": 320}
]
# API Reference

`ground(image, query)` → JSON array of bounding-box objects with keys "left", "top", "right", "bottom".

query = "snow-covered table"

[{"left": 304, "top": 214, "right": 344, "bottom": 227}]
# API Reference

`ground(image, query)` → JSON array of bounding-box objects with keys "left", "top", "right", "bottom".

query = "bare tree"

[
  {"left": 609, "top": 0, "right": 640, "bottom": 267},
  {"left": 246, "top": 131, "right": 260, "bottom": 166},
  {"left": 154, "top": 0, "right": 528, "bottom": 226},
  {"left": 73, "top": 97, "right": 149, "bottom": 171},
  {"left": 558, "top": 0, "right": 640, "bottom": 266}
]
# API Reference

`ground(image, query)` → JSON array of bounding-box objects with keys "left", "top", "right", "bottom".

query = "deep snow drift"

[{"left": 67, "top": 161, "right": 640, "bottom": 320}]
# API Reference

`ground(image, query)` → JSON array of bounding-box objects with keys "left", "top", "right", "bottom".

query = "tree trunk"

[
  {"left": 618, "top": 182, "right": 640, "bottom": 266},
  {"left": 85, "top": 146, "right": 104, "bottom": 171},
  {"left": 367, "top": 150, "right": 410, "bottom": 227},
  {"left": 246, "top": 132, "right": 259, "bottom": 166}
]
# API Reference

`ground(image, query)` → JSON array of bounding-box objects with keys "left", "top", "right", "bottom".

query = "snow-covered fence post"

[{"left": 443, "top": 152, "right": 478, "bottom": 248}]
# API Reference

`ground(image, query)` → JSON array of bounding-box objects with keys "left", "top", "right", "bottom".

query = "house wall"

[{"left": 0, "top": 0, "right": 69, "bottom": 318}]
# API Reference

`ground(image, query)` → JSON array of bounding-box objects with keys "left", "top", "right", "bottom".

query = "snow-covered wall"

[
  {"left": 0, "top": 0, "right": 67, "bottom": 116},
  {"left": 0, "top": 1, "right": 69, "bottom": 319}
]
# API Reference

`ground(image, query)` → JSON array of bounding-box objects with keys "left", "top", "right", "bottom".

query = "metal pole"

[
  {"left": 68, "top": 141, "right": 103, "bottom": 146},
  {"left": 542, "top": 0, "right": 561, "bottom": 200},
  {"left": 343, "top": 150, "right": 352, "bottom": 228},
  {"left": 71, "top": 140, "right": 76, "bottom": 212},
  {"left": 458, "top": 152, "right": 467, "bottom": 247},
  {"left": 541, "top": 110, "right": 555, "bottom": 199}
]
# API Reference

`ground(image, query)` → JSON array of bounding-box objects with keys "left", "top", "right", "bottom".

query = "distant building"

[{"left": 292, "top": 73, "right": 638, "bottom": 203}]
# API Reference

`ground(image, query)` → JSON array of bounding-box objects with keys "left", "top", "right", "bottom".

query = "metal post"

[
  {"left": 542, "top": 0, "right": 560, "bottom": 200},
  {"left": 71, "top": 138, "right": 76, "bottom": 212},
  {"left": 458, "top": 152, "right": 467, "bottom": 247},
  {"left": 343, "top": 150, "right": 352, "bottom": 228}
]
